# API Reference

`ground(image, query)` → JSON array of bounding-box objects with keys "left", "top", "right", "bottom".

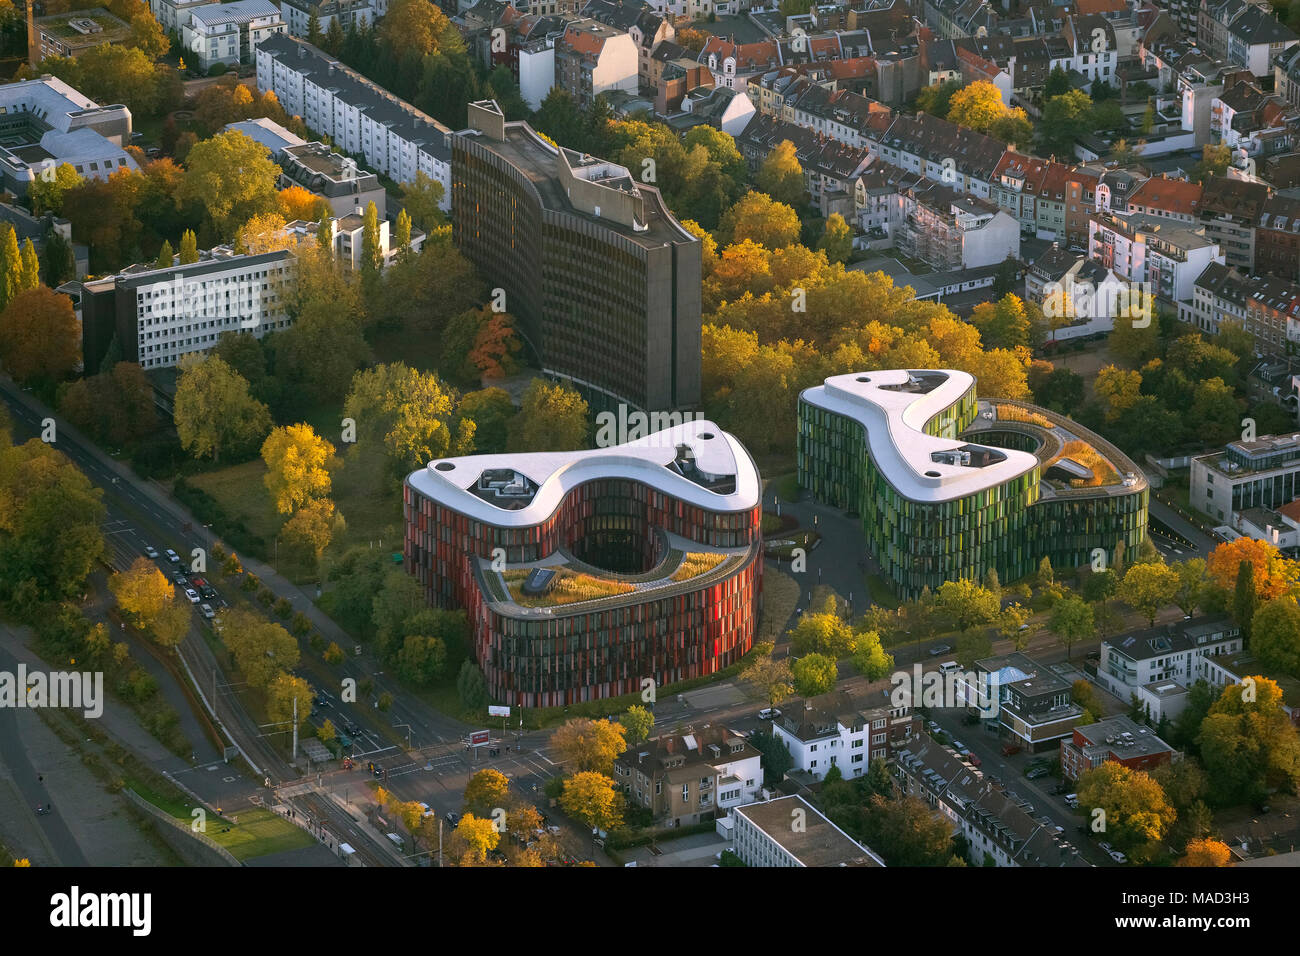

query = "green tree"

[
  {"left": 934, "top": 579, "right": 1000, "bottom": 632},
  {"left": 1048, "top": 594, "right": 1095, "bottom": 659},
  {"left": 1038, "top": 90, "right": 1093, "bottom": 156},
  {"left": 817, "top": 212, "right": 853, "bottom": 263},
  {"left": 1251, "top": 598, "right": 1300, "bottom": 676},
  {"left": 398, "top": 170, "right": 446, "bottom": 231},
  {"left": 1174, "top": 559, "right": 1207, "bottom": 618},
  {"left": 1198, "top": 676, "right": 1300, "bottom": 804},
  {"left": 178, "top": 130, "right": 282, "bottom": 240},
  {"left": 457, "top": 659, "right": 489, "bottom": 711},
  {"left": 792, "top": 652, "right": 838, "bottom": 696},
  {"left": 741, "top": 642, "right": 795, "bottom": 707},
  {"left": 506, "top": 378, "right": 588, "bottom": 452},
  {"left": 852, "top": 629, "right": 895, "bottom": 679},
  {"left": 178, "top": 228, "right": 199, "bottom": 264},
  {"left": 619, "top": 704, "right": 655, "bottom": 745},
  {"left": 1119, "top": 561, "right": 1179, "bottom": 626},
  {"left": 173, "top": 354, "right": 272, "bottom": 462},
  {"left": 27, "top": 162, "right": 83, "bottom": 216}
]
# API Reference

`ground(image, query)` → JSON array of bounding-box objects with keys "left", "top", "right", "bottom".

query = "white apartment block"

[
  {"left": 770, "top": 688, "right": 916, "bottom": 781},
  {"left": 730, "top": 796, "right": 885, "bottom": 867},
  {"left": 79, "top": 217, "right": 415, "bottom": 370},
  {"left": 183, "top": 0, "right": 286, "bottom": 71},
  {"left": 256, "top": 32, "right": 451, "bottom": 209},
  {"left": 1095, "top": 616, "right": 1243, "bottom": 720},
  {"left": 280, "top": 0, "right": 377, "bottom": 38},
  {"left": 150, "top": 0, "right": 217, "bottom": 35},
  {"left": 1088, "top": 210, "right": 1223, "bottom": 306}
]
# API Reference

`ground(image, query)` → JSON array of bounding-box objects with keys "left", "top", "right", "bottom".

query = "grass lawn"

[
  {"left": 187, "top": 441, "right": 404, "bottom": 584},
  {"left": 759, "top": 567, "right": 799, "bottom": 639},
  {"left": 865, "top": 573, "right": 901, "bottom": 609},
  {"left": 206, "top": 807, "right": 315, "bottom": 860}
]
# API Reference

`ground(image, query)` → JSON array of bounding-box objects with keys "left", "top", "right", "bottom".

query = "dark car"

[
  {"left": 345, "top": 722, "right": 361, "bottom": 737},
  {"left": 1026, "top": 766, "right": 1050, "bottom": 779},
  {"left": 445, "top": 811, "right": 460, "bottom": 826}
]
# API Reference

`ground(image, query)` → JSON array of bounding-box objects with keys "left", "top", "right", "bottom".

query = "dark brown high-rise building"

[{"left": 450, "top": 100, "right": 701, "bottom": 412}]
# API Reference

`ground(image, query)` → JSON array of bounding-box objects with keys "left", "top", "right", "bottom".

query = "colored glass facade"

[
  {"left": 798, "top": 376, "right": 1149, "bottom": 600},
  {"left": 404, "top": 475, "right": 763, "bottom": 708}
]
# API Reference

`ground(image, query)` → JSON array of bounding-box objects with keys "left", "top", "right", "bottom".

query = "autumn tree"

[
  {"left": 0, "top": 287, "right": 81, "bottom": 385},
  {"left": 790, "top": 596, "right": 857, "bottom": 658},
  {"left": 452, "top": 813, "right": 501, "bottom": 864},
  {"left": 1206, "top": 537, "right": 1297, "bottom": 599},
  {"left": 235, "top": 212, "right": 298, "bottom": 256},
  {"left": 559, "top": 771, "right": 623, "bottom": 831},
  {"left": 469, "top": 311, "right": 524, "bottom": 379},
  {"left": 462, "top": 768, "right": 511, "bottom": 818},
  {"left": 1175, "top": 838, "right": 1231, "bottom": 867},
  {"left": 946, "top": 80, "right": 1008, "bottom": 132},
  {"left": 755, "top": 141, "right": 805, "bottom": 207},
  {"left": 817, "top": 212, "right": 852, "bottom": 263},
  {"left": 740, "top": 642, "right": 795, "bottom": 707},
  {"left": 506, "top": 378, "right": 588, "bottom": 452},
  {"left": 280, "top": 498, "right": 341, "bottom": 563},
  {"left": 173, "top": 355, "right": 272, "bottom": 462},
  {"left": 1118, "top": 561, "right": 1179, "bottom": 625},
  {"left": 852, "top": 629, "right": 895, "bottom": 679},
  {"left": 260, "top": 423, "right": 337, "bottom": 515},
  {"left": 109, "top": 557, "right": 175, "bottom": 630},
  {"left": 278, "top": 185, "right": 328, "bottom": 223},
  {"left": 717, "top": 191, "right": 802, "bottom": 249},
  {"left": 550, "top": 718, "right": 627, "bottom": 776},
  {"left": 266, "top": 672, "right": 313, "bottom": 729},
  {"left": 219, "top": 608, "right": 300, "bottom": 690},
  {"left": 1197, "top": 676, "right": 1300, "bottom": 804},
  {"left": 1075, "top": 761, "right": 1175, "bottom": 862},
  {"left": 178, "top": 229, "right": 199, "bottom": 264}
]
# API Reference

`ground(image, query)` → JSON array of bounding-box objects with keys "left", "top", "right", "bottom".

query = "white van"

[
  {"left": 938, "top": 661, "right": 961, "bottom": 675},
  {"left": 386, "top": 832, "right": 404, "bottom": 851}
]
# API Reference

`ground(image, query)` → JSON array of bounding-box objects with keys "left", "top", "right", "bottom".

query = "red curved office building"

[{"left": 403, "top": 421, "right": 764, "bottom": 707}]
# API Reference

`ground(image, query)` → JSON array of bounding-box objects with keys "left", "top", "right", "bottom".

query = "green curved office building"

[{"left": 797, "top": 370, "right": 1149, "bottom": 600}]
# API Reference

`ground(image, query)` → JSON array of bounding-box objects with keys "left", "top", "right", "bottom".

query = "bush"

[
  {"left": 257, "top": 588, "right": 275, "bottom": 607},
  {"left": 207, "top": 62, "right": 228, "bottom": 77},
  {"left": 324, "top": 641, "right": 344, "bottom": 664},
  {"left": 291, "top": 612, "right": 312, "bottom": 636},
  {"left": 273, "top": 597, "right": 293, "bottom": 619},
  {"left": 241, "top": 573, "right": 260, "bottom": 592}
]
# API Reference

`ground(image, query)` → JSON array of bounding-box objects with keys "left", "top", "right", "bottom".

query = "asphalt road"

[{"left": 0, "top": 643, "right": 89, "bottom": 866}]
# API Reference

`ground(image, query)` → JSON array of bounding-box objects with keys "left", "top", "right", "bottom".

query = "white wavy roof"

[
  {"left": 406, "top": 419, "right": 761, "bottom": 526},
  {"left": 800, "top": 370, "right": 1038, "bottom": 503}
]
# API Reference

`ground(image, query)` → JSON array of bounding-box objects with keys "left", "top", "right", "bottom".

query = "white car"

[
  {"left": 199, "top": 603, "right": 215, "bottom": 619},
  {"left": 143, "top": 545, "right": 159, "bottom": 559},
  {"left": 418, "top": 802, "right": 434, "bottom": 818},
  {"left": 950, "top": 740, "right": 969, "bottom": 755},
  {"left": 164, "top": 549, "right": 181, "bottom": 563},
  {"left": 758, "top": 708, "right": 781, "bottom": 720},
  {"left": 184, "top": 588, "right": 200, "bottom": 604}
]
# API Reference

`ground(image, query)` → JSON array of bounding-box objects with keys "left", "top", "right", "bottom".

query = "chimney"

[{"left": 664, "top": 736, "right": 674, "bottom": 754}]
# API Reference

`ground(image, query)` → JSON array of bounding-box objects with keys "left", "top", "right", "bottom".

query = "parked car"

[
  {"left": 183, "top": 588, "right": 200, "bottom": 604},
  {"left": 164, "top": 549, "right": 180, "bottom": 563},
  {"left": 418, "top": 802, "right": 434, "bottom": 818},
  {"left": 965, "top": 752, "right": 981, "bottom": 767},
  {"left": 928, "top": 644, "right": 952, "bottom": 656},
  {"left": 173, "top": 572, "right": 188, "bottom": 586},
  {"left": 950, "top": 740, "right": 968, "bottom": 755},
  {"left": 199, "top": 603, "right": 215, "bottom": 620},
  {"left": 445, "top": 811, "right": 460, "bottom": 826},
  {"left": 1026, "top": 766, "right": 1050, "bottom": 779},
  {"left": 926, "top": 720, "right": 941, "bottom": 734},
  {"left": 143, "top": 545, "right": 160, "bottom": 559},
  {"left": 758, "top": 708, "right": 781, "bottom": 720},
  {"left": 199, "top": 586, "right": 217, "bottom": 600}
]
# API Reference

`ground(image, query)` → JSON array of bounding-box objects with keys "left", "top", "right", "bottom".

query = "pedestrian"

[{"left": 38, "top": 775, "right": 42, "bottom": 784}]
